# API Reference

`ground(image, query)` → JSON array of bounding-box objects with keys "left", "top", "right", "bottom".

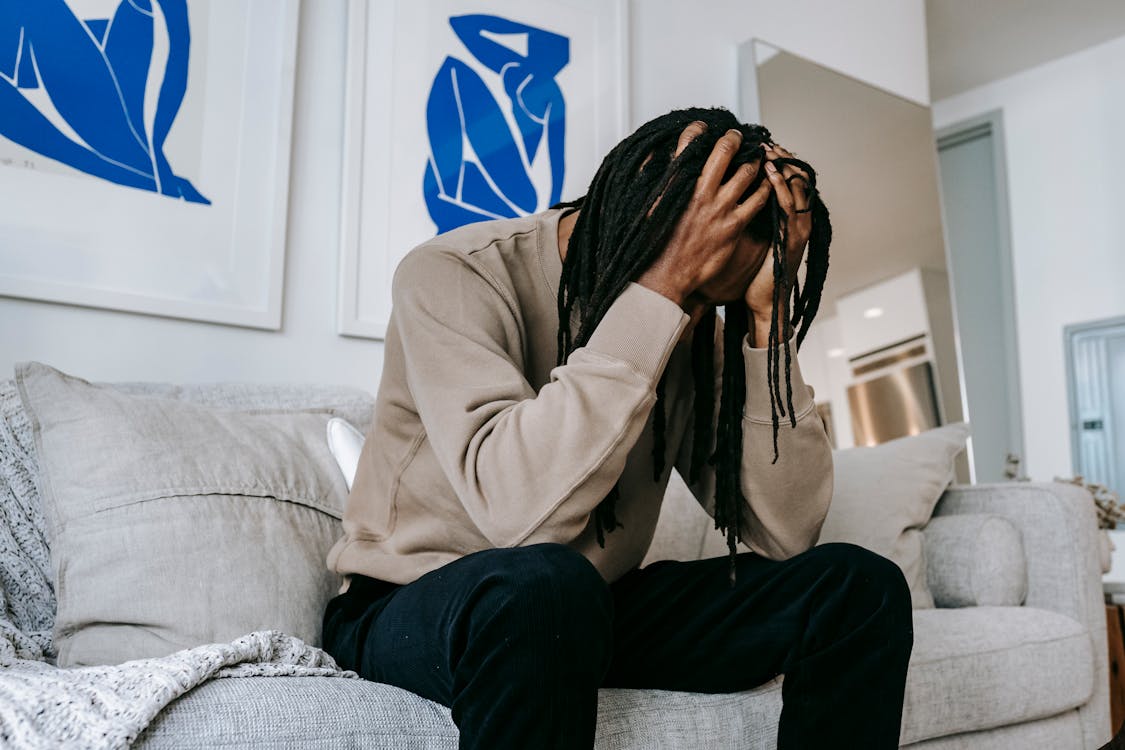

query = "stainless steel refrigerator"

[{"left": 847, "top": 361, "right": 942, "bottom": 447}]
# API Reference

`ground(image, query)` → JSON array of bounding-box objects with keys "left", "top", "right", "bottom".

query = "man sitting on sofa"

[{"left": 322, "top": 107, "right": 915, "bottom": 749}]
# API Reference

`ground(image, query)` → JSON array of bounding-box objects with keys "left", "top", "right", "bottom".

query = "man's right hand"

[{"left": 635, "top": 122, "right": 773, "bottom": 309}]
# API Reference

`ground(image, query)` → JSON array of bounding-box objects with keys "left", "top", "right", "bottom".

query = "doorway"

[
  {"left": 1067, "top": 317, "right": 1125, "bottom": 497},
  {"left": 936, "top": 112, "right": 1024, "bottom": 483}
]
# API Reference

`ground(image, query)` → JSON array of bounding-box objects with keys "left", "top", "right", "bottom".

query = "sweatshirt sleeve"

[
  {"left": 673, "top": 313, "right": 834, "bottom": 560},
  {"left": 392, "top": 245, "right": 690, "bottom": 548}
]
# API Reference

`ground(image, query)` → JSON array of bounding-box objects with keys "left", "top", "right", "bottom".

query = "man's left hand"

[{"left": 744, "top": 143, "right": 814, "bottom": 344}]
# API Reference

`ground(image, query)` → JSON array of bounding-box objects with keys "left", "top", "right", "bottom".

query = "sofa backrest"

[{"left": 0, "top": 372, "right": 730, "bottom": 653}]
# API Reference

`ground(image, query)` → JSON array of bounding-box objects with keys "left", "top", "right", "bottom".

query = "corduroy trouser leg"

[{"left": 322, "top": 540, "right": 914, "bottom": 750}]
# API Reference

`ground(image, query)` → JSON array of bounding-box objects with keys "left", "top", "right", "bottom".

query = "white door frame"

[{"left": 935, "top": 110, "right": 1025, "bottom": 477}]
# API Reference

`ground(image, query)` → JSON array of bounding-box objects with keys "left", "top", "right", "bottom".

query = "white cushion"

[
  {"left": 699, "top": 423, "right": 971, "bottom": 608},
  {"left": 326, "top": 418, "right": 365, "bottom": 492},
  {"left": 814, "top": 423, "right": 971, "bottom": 608}
]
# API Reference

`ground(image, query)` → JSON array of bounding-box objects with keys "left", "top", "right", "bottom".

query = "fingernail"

[{"left": 765, "top": 161, "right": 777, "bottom": 173}]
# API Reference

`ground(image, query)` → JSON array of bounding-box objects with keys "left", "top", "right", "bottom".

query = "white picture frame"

[
  {"left": 0, "top": 0, "right": 299, "bottom": 330},
  {"left": 337, "top": 0, "right": 630, "bottom": 340}
]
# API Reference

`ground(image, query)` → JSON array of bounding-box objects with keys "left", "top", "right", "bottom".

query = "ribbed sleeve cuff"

[
  {"left": 742, "top": 332, "right": 816, "bottom": 423},
  {"left": 584, "top": 282, "right": 690, "bottom": 383}
]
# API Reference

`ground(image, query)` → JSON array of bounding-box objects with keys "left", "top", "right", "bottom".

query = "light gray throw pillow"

[
  {"left": 922, "top": 513, "right": 1028, "bottom": 607},
  {"left": 15, "top": 361, "right": 352, "bottom": 667},
  {"left": 815, "top": 423, "right": 971, "bottom": 609}
]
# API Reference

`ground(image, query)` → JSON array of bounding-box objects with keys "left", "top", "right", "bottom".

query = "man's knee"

[
  {"left": 802, "top": 543, "right": 913, "bottom": 638},
  {"left": 474, "top": 543, "right": 613, "bottom": 643}
]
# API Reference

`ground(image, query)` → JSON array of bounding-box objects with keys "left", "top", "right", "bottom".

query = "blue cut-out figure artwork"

[
  {"left": 424, "top": 15, "right": 569, "bottom": 233},
  {"left": 0, "top": 0, "right": 209, "bottom": 203}
]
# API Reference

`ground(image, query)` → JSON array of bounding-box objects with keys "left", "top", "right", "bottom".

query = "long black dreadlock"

[{"left": 552, "top": 107, "right": 833, "bottom": 585}]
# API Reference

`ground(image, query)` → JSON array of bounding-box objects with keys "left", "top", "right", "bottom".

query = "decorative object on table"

[
  {"left": 336, "top": 0, "right": 629, "bottom": 340},
  {"left": 1056, "top": 475, "right": 1122, "bottom": 577},
  {"left": 1003, "top": 453, "right": 1030, "bottom": 481},
  {"left": 1053, "top": 476, "right": 1125, "bottom": 531},
  {"left": 0, "top": 0, "right": 299, "bottom": 330}
]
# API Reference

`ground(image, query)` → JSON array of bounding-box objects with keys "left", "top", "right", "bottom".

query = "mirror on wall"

[{"left": 740, "top": 40, "right": 973, "bottom": 481}]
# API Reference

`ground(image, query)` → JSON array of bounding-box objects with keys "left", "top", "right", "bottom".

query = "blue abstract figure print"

[
  {"left": 424, "top": 14, "right": 569, "bottom": 233},
  {"left": 0, "top": 0, "right": 209, "bottom": 203}
]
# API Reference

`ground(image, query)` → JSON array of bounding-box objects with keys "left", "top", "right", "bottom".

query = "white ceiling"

[{"left": 927, "top": 0, "right": 1125, "bottom": 100}]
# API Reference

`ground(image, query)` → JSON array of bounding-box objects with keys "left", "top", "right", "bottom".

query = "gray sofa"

[{"left": 5, "top": 378, "right": 1111, "bottom": 748}]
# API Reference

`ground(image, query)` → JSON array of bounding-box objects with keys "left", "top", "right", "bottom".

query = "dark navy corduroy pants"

[{"left": 322, "top": 541, "right": 913, "bottom": 749}]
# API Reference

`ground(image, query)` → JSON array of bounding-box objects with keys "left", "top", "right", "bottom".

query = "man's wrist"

[
  {"left": 747, "top": 304, "right": 790, "bottom": 348},
  {"left": 636, "top": 267, "right": 689, "bottom": 308}
]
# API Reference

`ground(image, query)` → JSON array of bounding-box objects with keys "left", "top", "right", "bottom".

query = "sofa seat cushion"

[
  {"left": 137, "top": 677, "right": 459, "bottom": 749},
  {"left": 134, "top": 607, "right": 1092, "bottom": 749},
  {"left": 134, "top": 675, "right": 786, "bottom": 749},
  {"left": 901, "top": 606, "right": 1093, "bottom": 745}
]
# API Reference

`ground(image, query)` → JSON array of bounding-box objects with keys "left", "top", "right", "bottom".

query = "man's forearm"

[
  {"left": 737, "top": 333, "right": 834, "bottom": 559},
  {"left": 672, "top": 310, "right": 833, "bottom": 560}
]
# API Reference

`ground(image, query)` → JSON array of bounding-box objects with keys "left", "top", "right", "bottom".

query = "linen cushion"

[
  {"left": 15, "top": 361, "right": 356, "bottom": 667},
  {"left": 697, "top": 423, "right": 970, "bottom": 607},
  {"left": 814, "top": 423, "right": 971, "bottom": 609},
  {"left": 922, "top": 514, "right": 1028, "bottom": 607},
  {"left": 643, "top": 470, "right": 717, "bottom": 566},
  {"left": 901, "top": 606, "right": 1092, "bottom": 744}
]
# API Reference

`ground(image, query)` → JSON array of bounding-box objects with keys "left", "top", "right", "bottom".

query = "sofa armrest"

[
  {"left": 932, "top": 482, "right": 1110, "bottom": 747},
  {"left": 933, "top": 483, "right": 1100, "bottom": 620}
]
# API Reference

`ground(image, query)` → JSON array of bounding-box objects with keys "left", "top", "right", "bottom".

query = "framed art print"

[
  {"left": 337, "top": 0, "right": 629, "bottom": 340},
  {"left": 0, "top": 0, "right": 299, "bottom": 330}
]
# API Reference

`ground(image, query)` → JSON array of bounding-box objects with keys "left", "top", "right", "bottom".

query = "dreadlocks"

[{"left": 553, "top": 107, "right": 833, "bottom": 585}]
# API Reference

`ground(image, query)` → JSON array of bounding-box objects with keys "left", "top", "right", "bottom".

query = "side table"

[{"left": 1107, "top": 603, "right": 1125, "bottom": 734}]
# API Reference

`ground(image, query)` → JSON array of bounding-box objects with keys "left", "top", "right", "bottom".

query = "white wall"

[
  {"left": 933, "top": 33, "right": 1125, "bottom": 480},
  {"left": 0, "top": 0, "right": 930, "bottom": 391}
]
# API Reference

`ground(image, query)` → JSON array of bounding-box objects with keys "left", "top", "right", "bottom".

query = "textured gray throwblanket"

[{"left": 0, "top": 382, "right": 357, "bottom": 750}]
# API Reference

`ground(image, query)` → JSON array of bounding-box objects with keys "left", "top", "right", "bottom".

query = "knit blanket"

[{"left": 0, "top": 382, "right": 357, "bottom": 749}]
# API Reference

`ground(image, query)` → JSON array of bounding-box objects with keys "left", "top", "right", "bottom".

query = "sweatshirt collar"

[{"left": 535, "top": 207, "right": 565, "bottom": 301}]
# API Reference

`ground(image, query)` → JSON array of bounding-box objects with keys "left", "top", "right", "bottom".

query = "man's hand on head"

[
  {"left": 743, "top": 142, "right": 814, "bottom": 346},
  {"left": 635, "top": 122, "right": 772, "bottom": 309}
]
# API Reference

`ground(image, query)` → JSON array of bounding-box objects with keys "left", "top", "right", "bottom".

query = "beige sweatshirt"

[{"left": 327, "top": 208, "right": 834, "bottom": 587}]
